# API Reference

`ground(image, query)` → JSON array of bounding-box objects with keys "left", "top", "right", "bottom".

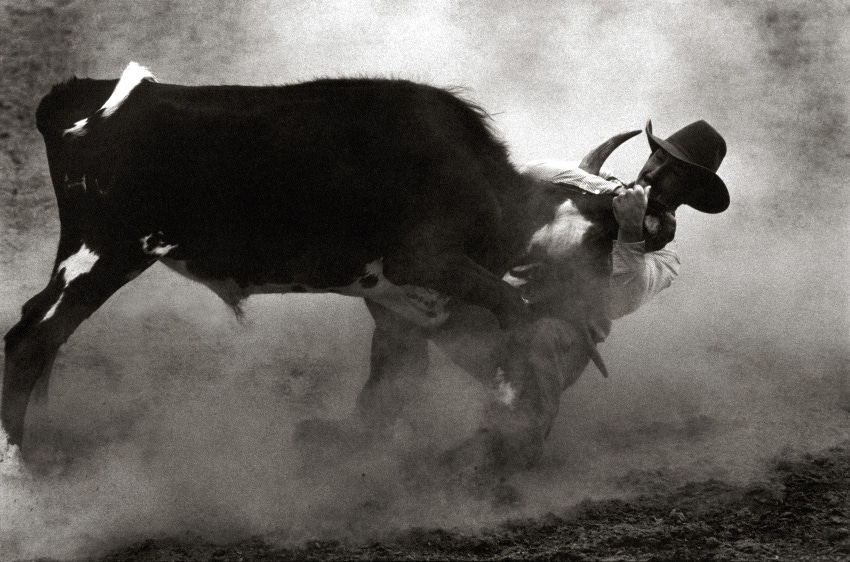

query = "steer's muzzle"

[{"left": 643, "top": 205, "right": 676, "bottom": 252}]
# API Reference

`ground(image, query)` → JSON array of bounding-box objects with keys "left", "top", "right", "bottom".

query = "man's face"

[{"left": 634, "top": 149, "right": 693, "bottom": 210}]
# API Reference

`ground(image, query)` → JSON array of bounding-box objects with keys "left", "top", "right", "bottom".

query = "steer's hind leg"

[
  {"left": 293, "top": 301, "right": 429, "bottom": 460},
  {"left": 355, "top": 299, "right": 430, "bottom": 430},
  {"left": 2, "top": 242, "right": 152, "bottom": 450},
  {"left": 385, "top": 252, "right": 527, "bottom": 328}
]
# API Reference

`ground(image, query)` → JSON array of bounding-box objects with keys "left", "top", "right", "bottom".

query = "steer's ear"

[{"left": 578, "top": 129, "right": 641, "bottom": 175}]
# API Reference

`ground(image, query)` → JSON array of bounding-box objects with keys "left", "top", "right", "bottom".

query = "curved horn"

[{"left": 578, "top": 129, "right": 641, "bottom": 175}]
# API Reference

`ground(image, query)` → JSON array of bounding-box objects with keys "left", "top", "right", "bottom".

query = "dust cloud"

[{"left": 1, "top": 0, "right": 849, "bottom": 560}]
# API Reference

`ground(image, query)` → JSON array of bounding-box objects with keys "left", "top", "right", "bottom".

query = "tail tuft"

[{"left": 63, "top": 61, "right": 156, "bottom": 138}]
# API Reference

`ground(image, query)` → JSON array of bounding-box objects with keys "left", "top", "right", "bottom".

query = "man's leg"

[
  {"left": 430, "top": 303, "right": 505, "bottom": 385},
  {"left": 454, "top": 317, "right": 593, "bottom": 473},
  {"left": 294, "top": 300, "right": 429, "bottom": 461}
]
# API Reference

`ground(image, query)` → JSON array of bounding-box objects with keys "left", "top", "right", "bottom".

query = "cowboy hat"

[{"left": 645, "top": 120, "right": 729, "bottom": 213}]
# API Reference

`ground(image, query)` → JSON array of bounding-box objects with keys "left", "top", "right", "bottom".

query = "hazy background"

[{"left": 1, "top": 0, "right": 848, "bottom": 559}]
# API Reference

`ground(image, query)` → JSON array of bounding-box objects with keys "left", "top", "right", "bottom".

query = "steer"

[{"left": 2, "top": 63, "right": 673, "bottom": 452}]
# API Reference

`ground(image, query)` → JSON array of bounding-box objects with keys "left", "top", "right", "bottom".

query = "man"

[
  {"left": 454, "top": 119, "right": 730, "bottom": 471},
  {"left": 310, "top": 119, "right": 728, "bottom": 475}
]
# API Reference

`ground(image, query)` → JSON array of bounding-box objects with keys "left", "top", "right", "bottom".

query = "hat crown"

[
  {"left": 645, "top": 119, "right": 729, "bottom": 213},
  {"left": 663, "top": 120, "right": 726, "bottom": 173}
]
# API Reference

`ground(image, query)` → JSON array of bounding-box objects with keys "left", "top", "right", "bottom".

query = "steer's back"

[{"left": 37, "top": 76, "right": 532, "bottom": 288}]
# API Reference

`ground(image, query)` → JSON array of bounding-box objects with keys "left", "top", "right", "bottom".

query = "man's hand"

[{"left": 613, "top": 185, "right": 650, "bottom": 243}]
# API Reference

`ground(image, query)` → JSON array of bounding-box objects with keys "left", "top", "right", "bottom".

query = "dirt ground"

[
  {"left": 84, "top": 442, "right": 850, "bottom": 561},
  {"left": 2, "top": 2, "right": 849, "bottom": 561}
]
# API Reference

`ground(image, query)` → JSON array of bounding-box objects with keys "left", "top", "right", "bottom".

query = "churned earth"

[{"left": 42, "top": 442, "right": 842, "bottom": 562}]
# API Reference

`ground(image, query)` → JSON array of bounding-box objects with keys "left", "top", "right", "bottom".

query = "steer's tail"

[{"left": 61, "top": 62, "right": 156, "bottom": 138}]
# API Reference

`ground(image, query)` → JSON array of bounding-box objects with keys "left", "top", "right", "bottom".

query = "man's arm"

[
  {"left": 612, "top": 185, "right": 649, "bottom": 243},
  {"left": 608, "top": 240, "right": 680, "bottom": 319},
  {"left": 515, "top": 160, "right": 679, "bottom": 316},
  {"left": 608, "top": 184, "right": 680, "bottom": 319},
  {"left": 521, "top": 160, "right": 624, "bottom": 194}
]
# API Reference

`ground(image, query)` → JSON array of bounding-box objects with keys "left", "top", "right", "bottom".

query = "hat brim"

[{"left": 646, "top": 122, "right": 729, "bottom": 214}]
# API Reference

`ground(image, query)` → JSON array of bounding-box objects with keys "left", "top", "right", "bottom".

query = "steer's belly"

[
  {"left": 335, "top": 261, "right": 452, "bottom": 327},
  {"left": 160, "top": 257, "right": 450, "bottom": 328}
]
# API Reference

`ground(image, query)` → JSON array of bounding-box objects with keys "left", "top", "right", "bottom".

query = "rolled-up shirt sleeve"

[
  {"left": 521, "top": 160, "right": 624, "bottom": 194},
  {"left": 607, "top": 241, "right": 681, "bottom": 319}
]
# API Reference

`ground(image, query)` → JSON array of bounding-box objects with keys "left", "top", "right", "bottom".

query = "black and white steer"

[{"left": 2, "top": 63, "right": 673, "bottom": 452}]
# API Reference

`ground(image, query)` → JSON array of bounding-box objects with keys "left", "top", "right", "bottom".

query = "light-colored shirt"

[
  {"left": 520, "top": 159, "right": 680, "bottom": 320},
  {"left": 368, "top": 160, "right": 680, "bottom": 329},
  {"left": 522, "top": 159, "right": 626, "bottom": 193},
  {"left": 609, "top": 239, "right": 679, "bottom": 319}
]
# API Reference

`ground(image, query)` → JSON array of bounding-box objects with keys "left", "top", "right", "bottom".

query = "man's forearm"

[
  {"left": 617, "top": 223, "right": 644, "bottom": 244},
  {"left": 612, "top": 184, "right": 649, "bottom": 244}
]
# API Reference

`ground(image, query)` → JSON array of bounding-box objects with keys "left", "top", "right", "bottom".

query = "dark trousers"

[{"left": 359, "top": 301, "right": 592, "bottom": 468}]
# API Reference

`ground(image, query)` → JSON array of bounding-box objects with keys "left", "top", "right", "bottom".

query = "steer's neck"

[{"left": 511, "top": 176, "right": 618, "bottom": 270}]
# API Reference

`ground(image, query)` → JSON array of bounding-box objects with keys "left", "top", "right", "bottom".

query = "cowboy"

[
  {"left": 448, "top": 119, "right": 730, "bottom": 471},
  {"left": 346, "top": 120, "right": 727, "bottom": 475}
]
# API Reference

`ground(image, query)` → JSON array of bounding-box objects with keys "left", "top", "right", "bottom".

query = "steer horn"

[{"left": 578, "top": 129, "right": 641, "bottom": 175}]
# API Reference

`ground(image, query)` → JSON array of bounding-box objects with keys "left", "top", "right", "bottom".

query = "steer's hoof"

[
  {"left": 409, "top": 431, "right": 526, "bottom": 508},
  {"left": 491, "top": 479, "right": 523, "bottom": 508},
  {"left": 0, "top": 439, "right": 29, "bottom": 479}
]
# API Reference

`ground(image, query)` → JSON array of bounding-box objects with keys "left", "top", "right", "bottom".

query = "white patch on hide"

[
  {"left": 41, "top": 294, "right": 64, "bottom": 323},
  {"left": 64, "top": 174, "right": 87, "bottom": 192},
  {"left": 99, "top": 62, "right": 155, "bottom": 118},
  {"left": 64, "top": 118, "right": 89, "bottom": 137},
  {"left": 64, "top": 61, "right": 155, "bottom": 137},
  {"left": 644, "top": 214, "right": 660, "bottom": 237},
  {"left": 58, "top": 244, "right": 99, "bottom": 285},
  {"left": 141, "top": 234, "right": 178, "bottom": 257},
  {"left": 339, "top": 259, "right": 451, "bottom": 328},
  {"left": 529, "top": 200, "right": 593, "bottom": 260},
  {"left": 0, "top": 438, "right": 28, "bottom": 479},
  {"left": 494, "top": 368, "right": 517, "bottom": 409},
  {"left": 40, "top": 244, "right": 100, "bottom": 323},
  {"left": 363, "top": 260, "right": 382, "bottom": 278}
]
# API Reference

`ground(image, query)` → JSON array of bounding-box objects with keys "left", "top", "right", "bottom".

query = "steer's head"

[{"left": 579, "top": 132, "right": 677, "bottom": 252}]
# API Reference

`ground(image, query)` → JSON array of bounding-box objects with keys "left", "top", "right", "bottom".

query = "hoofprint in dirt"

[{"left": 22, "top": 441, "right": 843, "bottom": 562}]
